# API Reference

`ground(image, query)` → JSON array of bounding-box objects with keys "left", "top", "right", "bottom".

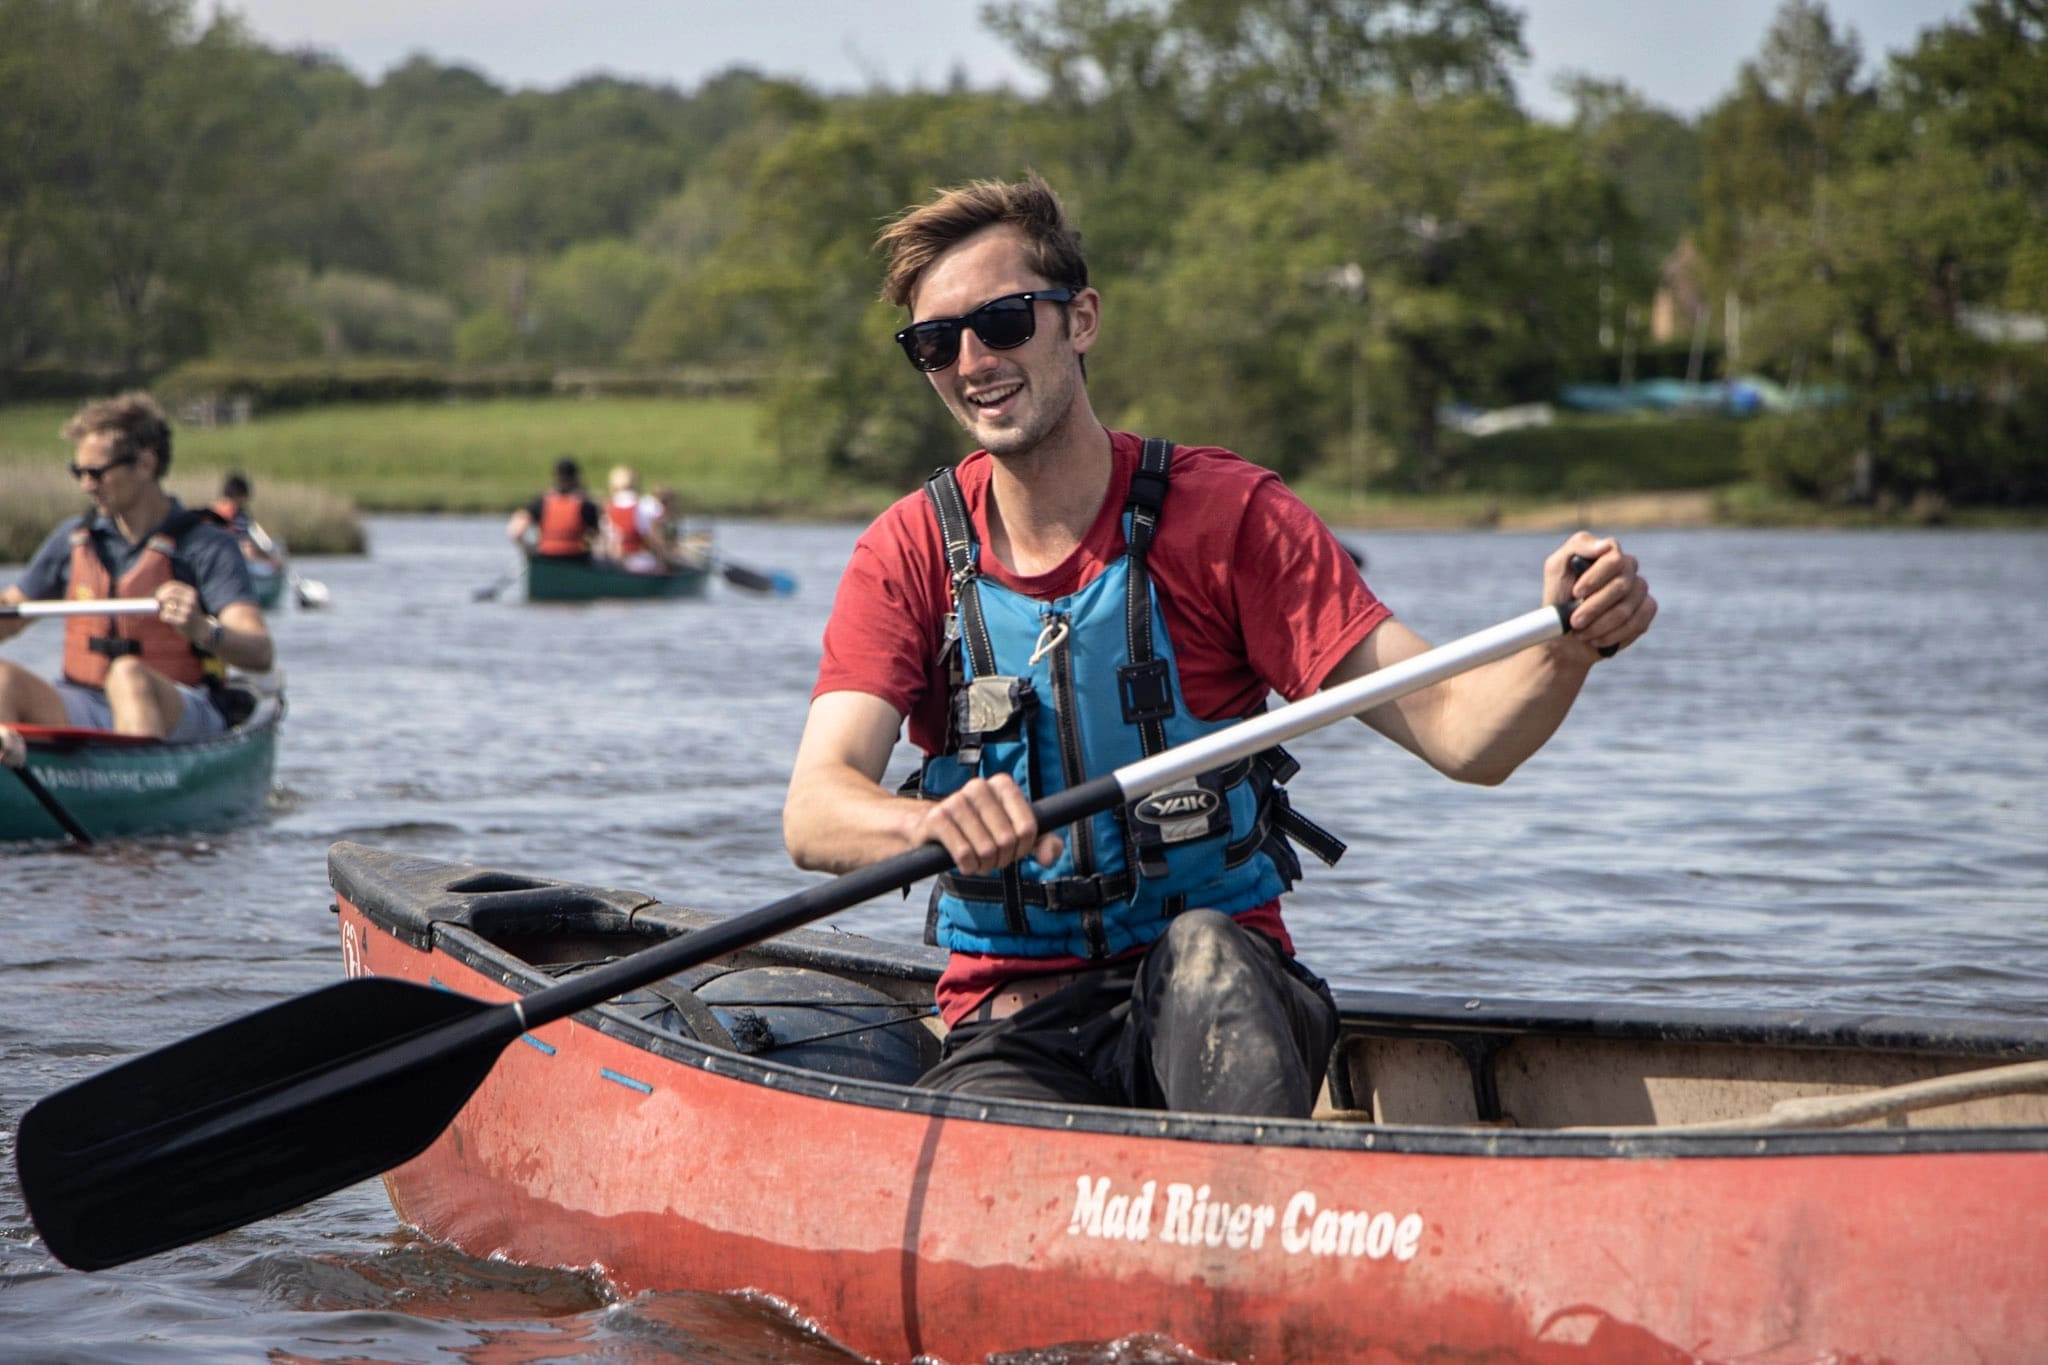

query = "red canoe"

[{"left": 329, "top": 842, "right": 2048, "bottom": 1364}]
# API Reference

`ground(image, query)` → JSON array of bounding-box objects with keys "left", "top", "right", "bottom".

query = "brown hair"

[
  {"left": 62, "top": 391, "right": 174, "bottom": 476},
  {"left": 877, "top": 171, "right": 1088, "bottom": 308}
]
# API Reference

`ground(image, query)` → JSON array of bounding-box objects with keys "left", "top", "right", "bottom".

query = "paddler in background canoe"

[
  {"left": 0, "top": 392, "right": 274, "bottom": 764},
  {"left": 601, "top": 464, "right": 684, "bottom": 574},
  {"left": 212, "top": 471, "right": 285, "bottom": 575},
  {"left": 649, "top": 484, "right": 711, "bottom": 571},
  {"left": 782, "top": 173, "right": 1657, "bottom": 1120},
  {"left": 505, "top": 454, "right": 600, "bottom": 561}
]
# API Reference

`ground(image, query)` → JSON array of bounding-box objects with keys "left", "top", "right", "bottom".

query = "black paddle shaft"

[
  {"left": 11, "top": 767, "right": 93, "bottom": 845},
  {"left": 12, "top": 773, "right": 1124, "bottom": 1273}
]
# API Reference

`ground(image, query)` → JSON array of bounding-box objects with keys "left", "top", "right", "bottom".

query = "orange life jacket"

[
  {"left": 62, "top": 515, "right": 220, "bottom": 689},
  {"left": 605, "top": 496, "right": 645, "bottom": 559},
  {"left": 537, "top": 492, "right": 593, "bottom": 557}
]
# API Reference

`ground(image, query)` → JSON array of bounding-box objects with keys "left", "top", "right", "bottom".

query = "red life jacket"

[
  {"left": 61, "top": 514, "right": 220, "bottom": 689},
  {"left": 537, "top": 492, "right": 593, "bottom": 557},
  {"left": 605, "top": 496, "right": 645, "bottom": 558}
]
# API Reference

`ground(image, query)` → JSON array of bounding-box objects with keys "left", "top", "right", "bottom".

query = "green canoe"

[
  {"left": 525, "top": 553, "right": 711, "bottom": 602},
  {"left": 1, "top": 691, "right": 283, "bottom": 842},
  {"left": 248, "top": 563, "right": 287, "bottom": 611}
]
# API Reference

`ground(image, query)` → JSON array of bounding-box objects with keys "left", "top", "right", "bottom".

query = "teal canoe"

[
  {"left": 525, "top": 553, "right": 710, "bottom": 602},
  {"left": 1, "top": 690, "right": 283, "bottom": 842},
  {"left": 248, "top": 562, "right": 287, "bottom": 611}
]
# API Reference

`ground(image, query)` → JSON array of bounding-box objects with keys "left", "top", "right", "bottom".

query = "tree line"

[{"left": 2, "top": 0, "right": 2042, "bottom": 506}]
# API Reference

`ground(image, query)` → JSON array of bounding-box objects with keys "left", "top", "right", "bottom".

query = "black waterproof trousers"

[{"left": 919, "top": 910, "right": 1340, "bottom": 1119}]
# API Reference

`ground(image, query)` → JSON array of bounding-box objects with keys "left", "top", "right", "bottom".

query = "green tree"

[
  {"left": 985, "top": 0, "right": 1525, "bottom": 164},
  {"left": 1699, "top": 0, "right": 1872, "bottom": 287},
  {"left": 526, "top": 239, "right": 675, "bottom": 362},
  {"left": 1102, "top": 95, "right": 1626, "bottom": 492},
  {"left": 0, "top": 0, "right": 84, "bottom": 364},
  {"left": 0, "top": 0, "right": 309, "bottom": 371},
  {"left": 656, "top": 89, "right": 1079, "bottom": 484},
  {"left": 1737, "top": 0, "right": 2048, "bottom": 507},
  {"left": 1559, "top": 76, "right": 1700, "bottom": 297}
]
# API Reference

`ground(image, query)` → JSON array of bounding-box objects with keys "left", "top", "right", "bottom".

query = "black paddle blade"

[
  {"left": 15, "top": 976, "right": 521, "bottom": 1271},
  {"left": 716, "top": 560, "right": 796, "bottom": 596}
]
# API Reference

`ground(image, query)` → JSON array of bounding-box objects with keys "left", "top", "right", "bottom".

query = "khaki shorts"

[{"left": 55, "top": 680, "right": 228, "bottom": 741}]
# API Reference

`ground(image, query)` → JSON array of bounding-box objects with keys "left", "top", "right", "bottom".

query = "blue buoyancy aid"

[{"left": 915, "top": 439, "right": 1344, "bottom": 960}]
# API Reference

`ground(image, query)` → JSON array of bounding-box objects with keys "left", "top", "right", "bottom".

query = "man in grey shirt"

[{"left": 0, "top": 393, "right": 273, "bottom": 769}]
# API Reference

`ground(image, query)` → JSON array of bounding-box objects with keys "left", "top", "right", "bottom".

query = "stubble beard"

[{"left": 951, "top": 363, "right": 1080, "bottom": 463}]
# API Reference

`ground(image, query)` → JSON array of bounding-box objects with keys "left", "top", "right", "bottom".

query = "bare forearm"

[
  {"left": 1422, "top": 638, "right": 1592, "bottom": 784},
  {"left": 1344, "top": 619, "right": 1596, "bottom": 785},
  {"left": 783, "top": 763, "right": 926, "bottom": 874},
  {"left": 211, "top": 621, "right": 273, "bottom": 673},
  {"left": 209, "top": 603, "right": 272, "bottom": 673}
]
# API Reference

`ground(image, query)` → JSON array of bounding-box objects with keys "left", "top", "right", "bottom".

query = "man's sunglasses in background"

[
  {"left": 70, "top": 453, "right": 140, "bottom": 482},
  {"left": 895, "top": 288, "right": 1078, "bottom": 373}
]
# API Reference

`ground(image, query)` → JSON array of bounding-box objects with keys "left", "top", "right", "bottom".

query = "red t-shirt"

[{"left": 812, "top": 430, "right": 1392, "bottom": 1022}]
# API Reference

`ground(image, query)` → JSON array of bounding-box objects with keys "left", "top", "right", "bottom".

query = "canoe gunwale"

[
  {"left": 15, "top": 692, "right": 285, "bottom": 758},
  {"left": 522, "top": 552, "right": 711, "bottom": 602},
  {"left": 329, "top": 841, "right": 2048, "bottom": 1161}
]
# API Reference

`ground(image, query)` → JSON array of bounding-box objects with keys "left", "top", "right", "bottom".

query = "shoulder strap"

[
  {"left": 1118, "top": 438, "right": 1176, "bottom": 752},
  {"left": 920, "top": 466, "right": 997, "bottom": 679}
]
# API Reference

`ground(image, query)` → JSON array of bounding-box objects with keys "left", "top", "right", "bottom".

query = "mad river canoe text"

[{"left": 1067, "top": 1176, "right": 1425, "bottom": 1261}]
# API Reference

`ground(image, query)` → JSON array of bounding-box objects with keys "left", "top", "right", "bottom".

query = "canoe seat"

[
  {"left": 550, "top": 958, "right": 938, "bottom": 1086},
  {"left": 215, "top": 682, "right": 260, "bottom": 728}
]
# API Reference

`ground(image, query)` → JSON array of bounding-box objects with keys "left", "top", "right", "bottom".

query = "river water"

[{"left": 2, "top": 517, "right": 2044, "bottom": 1364}]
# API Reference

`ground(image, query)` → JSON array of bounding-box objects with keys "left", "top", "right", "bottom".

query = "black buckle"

[
  {"left": 1043, "top": 878, "right": 1108, "bottom": 912},
  {"left": 88, "top": 637, "right": 141, "bottom": 658},
  {"left": 1127, "top": 467, "right": 1168, "bottom": 515},
  {"left": 1118, "top": 658, "right": 1174, "bottom": 723}
]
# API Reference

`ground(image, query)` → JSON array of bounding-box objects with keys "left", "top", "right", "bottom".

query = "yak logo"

[{"left": 1134, "top": 787, "right": 1220, "bottom": 826}]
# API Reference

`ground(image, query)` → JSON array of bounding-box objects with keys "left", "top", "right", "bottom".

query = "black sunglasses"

[
  {"left": 895, "top": 288, "right": 1078, "bottom": 373},
  {"left": 69, "top": 453, "right": 140, "bottom": 481}
]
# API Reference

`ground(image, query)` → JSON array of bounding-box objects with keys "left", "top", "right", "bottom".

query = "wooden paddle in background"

[{"left": 13, "top": 595, "right": 1583, "bottom": 1272}]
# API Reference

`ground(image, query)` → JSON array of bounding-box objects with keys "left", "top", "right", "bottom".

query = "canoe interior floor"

[
  {"left": 460, "top": 921, "right": 2048, "bottom": 1137},
  {"left": 1326, "top": 1030, "right": 2048, "bottom": 1133}
]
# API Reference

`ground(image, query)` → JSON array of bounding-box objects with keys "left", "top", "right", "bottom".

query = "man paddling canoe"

[
  {"left": 212, "top": 471, "right": 286, "bottom": 575},
  {"left": 0, "top": 392, "right": 273, "bottom": 767},
  {"left": 505, "top": 454, "right": 601, "bottom": 562},
  {"left": 781, "top": 173, "right": 1656, "bottom": 1119}
]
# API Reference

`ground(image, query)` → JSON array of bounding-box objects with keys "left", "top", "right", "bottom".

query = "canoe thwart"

[{"left": 1660, "top": 1057, "right": 2048, "bottom": 1133}]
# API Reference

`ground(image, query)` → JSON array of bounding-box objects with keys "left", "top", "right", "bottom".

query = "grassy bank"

[
  {"left": 0, "top": 397, "right": 827, "bottom": 518},
  {"left": 4, "top": 398, "right": 2037, "bottom": 553},
  {"left": 0, "top": 458, "right": 366, "bottom": 562}
]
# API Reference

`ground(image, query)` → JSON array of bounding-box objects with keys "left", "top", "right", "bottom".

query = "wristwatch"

[{"left": 203, "top": 616, "right": 224, "bottom": 651}]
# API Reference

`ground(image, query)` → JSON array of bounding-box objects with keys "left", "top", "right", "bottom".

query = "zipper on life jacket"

[{"left": 1037, "top": 609, "right": 1094, "bottom": 874}]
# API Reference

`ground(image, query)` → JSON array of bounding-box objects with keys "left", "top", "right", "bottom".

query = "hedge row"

[
  {"left": 147, "top": 362, "right": 766, "bottom": 414},
  {"left": 1455, "top": 413, "right": 1748, "bottom": 495},
  {"left": 0, "top": 367, "right": 140, "bottom": 403}
]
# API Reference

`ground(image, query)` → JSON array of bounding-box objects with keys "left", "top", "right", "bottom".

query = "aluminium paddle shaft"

[
  {"left": 517, "top": 599, "right": 1578, "bottom": 1026},
  {"left": 0, "top": 598, "right": 162, "bottom": 619}
]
